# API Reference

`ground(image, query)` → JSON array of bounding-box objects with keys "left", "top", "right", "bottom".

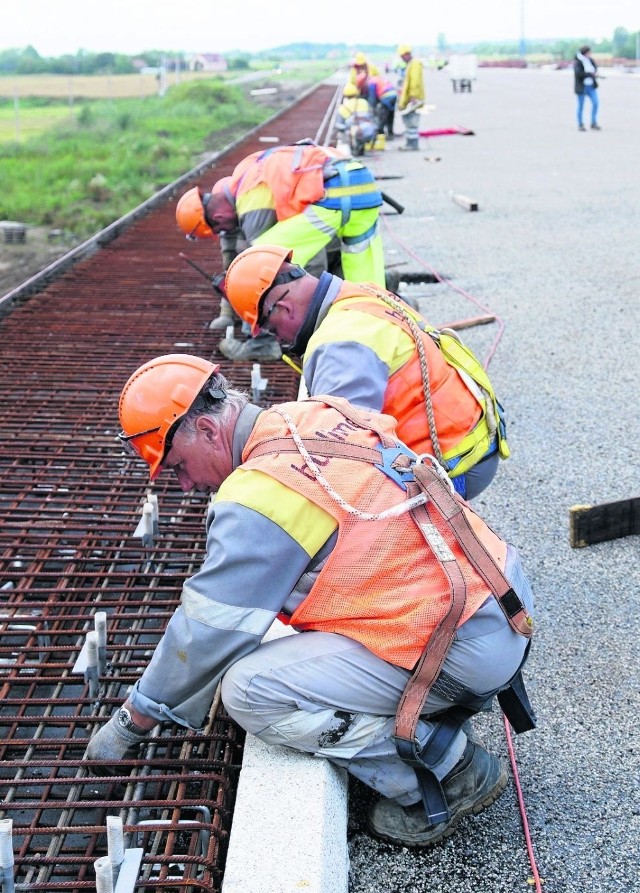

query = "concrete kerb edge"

[{"left": 221, "top": 623, "right": 350, "bottom": 893}]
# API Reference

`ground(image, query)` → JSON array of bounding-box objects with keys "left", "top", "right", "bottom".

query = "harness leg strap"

[
  {"left": 394, "top": 707, "right": 475, "bottom": 827},
  {"left": 497, "top": 642, "right": 536, "bottom": 733}
]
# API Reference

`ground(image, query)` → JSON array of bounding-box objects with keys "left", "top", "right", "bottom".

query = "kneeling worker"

[{"left": 85, "top": 353, "right": 535, "bottom": 847}]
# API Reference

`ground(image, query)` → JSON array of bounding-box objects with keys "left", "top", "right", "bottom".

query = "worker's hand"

[
  {"left": 211, "top": 272, "right": 227, "bottom": 299},
  {"left": 84, "top": 711, "right": 151, "bottom": 776}
]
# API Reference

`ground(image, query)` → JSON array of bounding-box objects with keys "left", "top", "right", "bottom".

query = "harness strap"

[
  {"left": 392, "top": 459, "right": 533, "bottom": 826},
  {"left": 496, "top": 642, "right": 536, "bottom": 733},
  {"left": 245, "top": 436, "right": 384, "bottom": 466},
  {"left": 342, "top": 221, "right": 378, "bottom": 246},
  {"left": 334, "top": 160, "right": 352, "bottom": 226},
  {"left": 413, "top": 463, "right": 534, "bottom": 638},
  {"left": 395, "top": 706, "right": 475, "bottom": 825},
  {"left": 244, "top": 399, "right": 534, "bottom": 825}
]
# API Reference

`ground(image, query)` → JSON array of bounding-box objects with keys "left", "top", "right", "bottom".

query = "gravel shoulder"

[{"left": 348, "top": 65, "right": 640, "bottom": 893}]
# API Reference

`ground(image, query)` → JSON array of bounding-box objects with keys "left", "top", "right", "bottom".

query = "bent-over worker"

[
  {"left": 85, "top": 353, "right": 535, "bottom": 848},
  {"left": 224, "top": 244, "right": 510, "bottom": 500}
]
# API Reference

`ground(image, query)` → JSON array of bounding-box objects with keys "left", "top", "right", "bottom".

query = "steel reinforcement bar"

[{"left": 0, "top": 80, "right": 341, "bottom": 893}]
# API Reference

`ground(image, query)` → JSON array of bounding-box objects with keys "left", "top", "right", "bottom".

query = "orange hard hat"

[
  {"left": 118, "top": 353, "right": 219, "bottom": 480},
  {"left": 225, "top": 244, "right": 294, "bottom": 335},
  {"left": 176, "top": 186, "right": 214, "bottom": 240}
]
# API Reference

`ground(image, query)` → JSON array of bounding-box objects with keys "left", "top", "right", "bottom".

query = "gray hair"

[{"left": 179, "top": 371, "right": 248, "bottom": 442}]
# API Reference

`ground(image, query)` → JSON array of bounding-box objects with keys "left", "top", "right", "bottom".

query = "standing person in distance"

[
  {"left": 396, "top": 44, "right": 425, "bottom": 151},
  {"left": 574, "top": 45, "right": 601, "bottom": 131}
]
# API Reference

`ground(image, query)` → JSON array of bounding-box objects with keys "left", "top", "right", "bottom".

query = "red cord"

[
  {"left": 380, "top": 217, "right": 505, "bottom": 367},
  {"left": 382, "top": 215, "right": 542, "bottom": 884},
  {"left": 504, "top": 716, "right": 543, "bottom": 891}
]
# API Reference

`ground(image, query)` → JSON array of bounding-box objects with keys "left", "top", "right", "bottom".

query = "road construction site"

[{"left": 1, "top": 64, "right": 639, "bottom": 893}]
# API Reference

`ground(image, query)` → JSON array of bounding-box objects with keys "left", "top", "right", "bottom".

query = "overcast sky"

[{"left": 3, "top": 0, "right": 637, "bottom": 56}]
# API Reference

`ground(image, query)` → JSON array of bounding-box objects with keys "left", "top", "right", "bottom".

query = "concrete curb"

[
  {"left": 221, "top": 736, "right": 349, "bottom": 893},
  {"left": 221, "top": 623, "right": 350, "bottom": 893}
]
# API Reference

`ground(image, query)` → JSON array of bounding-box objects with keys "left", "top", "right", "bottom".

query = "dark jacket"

[{"left": 574, "top": 54, "right": 598, "bottom": 94}]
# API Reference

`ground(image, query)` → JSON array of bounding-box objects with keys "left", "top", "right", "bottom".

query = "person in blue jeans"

[{"left": 574, "top": 46, "right": 600, "bottom": 131}]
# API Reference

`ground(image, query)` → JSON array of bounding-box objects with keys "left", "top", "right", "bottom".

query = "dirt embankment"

[{"left": 0, "top": 227, "right": 77, "bottom": 297}]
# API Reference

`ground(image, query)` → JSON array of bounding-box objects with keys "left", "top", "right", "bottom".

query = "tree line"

[
  {"left": 0, "top": 46, "right": 251, "bottom": 76},
  {"left": 1, "top": 29, "right": 638, "bottom": 77}
]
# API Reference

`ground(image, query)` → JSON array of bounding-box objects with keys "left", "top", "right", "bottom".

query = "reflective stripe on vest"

[{"left": 316, "top": 161, "right": 383, "bottom": 220}]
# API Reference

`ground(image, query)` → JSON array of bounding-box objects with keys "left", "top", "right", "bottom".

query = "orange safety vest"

[
  {"left": 368, "top": 75, "right": 397, "bottom": 100},
  {"left": 330, "top": 283, "right": 482, "bottom": 458},
  {"left": 229, "top": 144, "right": 349, "bottom": 221},
  {"left": 241, "top": 397, "right": 499, "bottom": 669}
]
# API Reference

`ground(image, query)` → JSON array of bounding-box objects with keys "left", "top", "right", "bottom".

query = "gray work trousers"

[{"left": 221, "top": 545, "right": 533, "bottom": 806}]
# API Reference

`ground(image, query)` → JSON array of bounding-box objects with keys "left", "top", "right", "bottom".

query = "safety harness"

[
  {"left": 351, "top": 285, "right": 510, "bottom": 486},
  {"left": 247, "top": 395, "right": 534, "bottom": 827}
]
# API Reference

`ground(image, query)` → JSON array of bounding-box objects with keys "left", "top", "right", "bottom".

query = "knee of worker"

[
  {"left": 220, "top": 655, "right": 283, "bottom": 734},
  {"left": 340, "top": 233, "right": 385, "bottom": 286}
]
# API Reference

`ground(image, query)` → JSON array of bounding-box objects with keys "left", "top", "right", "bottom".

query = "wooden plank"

[
  {"left": 439, "top": 314, "right": 495, "bottom": 331},
  {"left": 452, "top": 193, "right": 479, "bottom": 212},
  {"left": 569, "top": 497, "right": 640, "bottom": 548}
]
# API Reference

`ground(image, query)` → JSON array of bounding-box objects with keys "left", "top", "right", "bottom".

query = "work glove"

[
  {"left": 84, "top": 711, "right": 151, "bottom": 776},
  {"left": 211, "top": 272, "right": 227, "bottom": 299}
]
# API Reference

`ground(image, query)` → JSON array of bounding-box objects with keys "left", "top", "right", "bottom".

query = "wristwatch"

[{"left": 117, "top": 706, "right": 149, "bottom": 735}]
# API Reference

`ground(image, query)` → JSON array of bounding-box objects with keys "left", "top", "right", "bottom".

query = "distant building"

[{"left": 188, "top": 53, "right": 228, "bottom": 73}]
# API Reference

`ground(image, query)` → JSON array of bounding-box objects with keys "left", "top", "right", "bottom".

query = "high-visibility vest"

[
  {"left": 241, "top": 397, "right": 500, "bottom": 669},
  {"left": 319, "top": 282, "right": 509, "bottom": 475},
  {"left": 229, "top": 143, "right": 381, "bottom": 220},
  {"left": 368, "top": 75, "right": 397, "bottom": 101}
]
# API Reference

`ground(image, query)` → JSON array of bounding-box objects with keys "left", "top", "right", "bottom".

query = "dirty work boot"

[
  {"left": 399, "top": 139, "right": 419, "bottom": 151},
  {"left": 367, "top": 742, "right": 507, "bottom": 847},
  {"left": 209, "top": 298, "right": 240, "bottom": 331},
  {"left": 218, "top": 333, "right": 282, "bottom": 362}
]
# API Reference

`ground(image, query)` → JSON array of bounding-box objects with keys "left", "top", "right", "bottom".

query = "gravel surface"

[{"left": 347, "top": 65, "right": 640, "bottom": 893}]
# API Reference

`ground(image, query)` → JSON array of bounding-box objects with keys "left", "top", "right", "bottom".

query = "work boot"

[
  {"left": 399, "top": 139, "right": 420, "bottom": 151},
  {"left": 209, "top": 298, "right": 240, "bottom": 331},
  {"left": 218, "top": 334, "right": 282, "bottom": 362},
  {"left": 367, "top": 742, "right": 507, "bottom": 847},
  {"left": 384, "top": 269, "right": 402, "bottom": 294}
]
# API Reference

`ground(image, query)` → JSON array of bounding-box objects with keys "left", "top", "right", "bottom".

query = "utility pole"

[
  {"left": 519, "top": 0, "right": 526, "bottom": 60},
  {"left": 13, "top": 83, "right": 20, "bottom": 142}
]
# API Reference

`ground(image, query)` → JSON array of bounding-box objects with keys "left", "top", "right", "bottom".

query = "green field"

[
  {"left": 0, "top": 65, "right": 334, "bottom": 239},
  {"left": 0, "top": 104, "right": 74, "bottom": 142}
]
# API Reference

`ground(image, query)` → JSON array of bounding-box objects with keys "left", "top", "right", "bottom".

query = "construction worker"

[
  {"left": 397, "top": 44, "right": 425, "bottom": 151},
  {"left": 334, "top": 83, "right": 377, "bottom": 156},
  {"left": 224, "top": 245, "right": 510, "bottom": 500},
  {"left": 85, "top": 353, "right": 535, "bottom": 849},
  {"left": 175, "top": 140, "right": 386, "bottom": 361},
  {"left": 359, "top": 72, "right": 398, "bottom": 140},
  {"left": 348, "top": 51, "right": 379, "bottom": 85}
]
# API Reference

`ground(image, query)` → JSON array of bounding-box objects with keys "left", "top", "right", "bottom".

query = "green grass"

[
  {"left": 0, "top": 103, "right": 74, "bottom": 142},
  {"left": 0, "top": 70, "right": 331, "bottom": 239}
]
